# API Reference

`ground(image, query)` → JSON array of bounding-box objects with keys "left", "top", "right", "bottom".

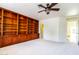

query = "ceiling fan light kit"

[{"left": 38, "top": 3, "right": 60, "bottom": 15}]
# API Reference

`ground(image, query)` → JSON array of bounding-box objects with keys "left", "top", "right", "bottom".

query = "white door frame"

[{"left": 67, "top": 16, "right": 79, "bottom": 44}]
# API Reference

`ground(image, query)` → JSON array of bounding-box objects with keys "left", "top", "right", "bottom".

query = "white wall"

[
  {"left": 58, "top": 16, "right": 67, "bottom": 42},
  {"left": 40, "top": 16, "right": 67, "bottom": 42}
]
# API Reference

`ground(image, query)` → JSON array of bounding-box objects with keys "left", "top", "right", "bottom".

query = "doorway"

[{"left": 67, "top": 16, "right": 79, "bottom": 44}]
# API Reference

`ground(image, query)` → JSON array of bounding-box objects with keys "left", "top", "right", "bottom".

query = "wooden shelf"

[{"left": 3, "top": 15, "right": 17, "bottom": 20}]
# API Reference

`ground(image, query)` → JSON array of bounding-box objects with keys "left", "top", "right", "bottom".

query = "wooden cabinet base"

[
  {"left": 0, "top": 38, "right": 2, "bottom": 47},
  {"left": 0, "top": 33, "right": 39, "bottom": 48}
]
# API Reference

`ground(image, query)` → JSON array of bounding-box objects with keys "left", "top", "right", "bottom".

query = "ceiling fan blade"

[
  {"left": 38, "top": 4, "right": 46, "bottom": 9},
  {"left": 48, "top": 3, "right": 58, "bottom": 8},
  {"left": 38, "top": 10, "right": 46, "bottom": 13},
  {"left": 50, "top": 8, "right": 60, "bottom": 11}
]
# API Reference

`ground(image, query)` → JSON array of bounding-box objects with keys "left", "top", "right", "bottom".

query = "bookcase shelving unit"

[
  {"left": 0, "top": 7, "right": 39, "bottom": 47},
  {"left": 3, "top": 10, "right": 17, "bottom": 35},
  {"left": 19, "top": 15, "right": 28, "bottom": 34},
  {"left": 34, "top": 20, "right": 39, "bottom": 33}
]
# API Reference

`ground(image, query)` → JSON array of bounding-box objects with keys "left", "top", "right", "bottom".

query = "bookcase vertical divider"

[
  {"left": 17, "top": 14, "right": 19, "bottom": 35},
  {"left": 27, "top": 18, "right": 28, "bottom": 34},
  {"left": 1, "top": 9, "right": 4, "bottom": 37}
]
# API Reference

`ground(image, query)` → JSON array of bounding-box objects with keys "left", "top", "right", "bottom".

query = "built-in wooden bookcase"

[
  {"left": 0, "top": 7, "right": 39, "bottom": 48},
  {"left": 3, "top": 10, "right": 17, "bottom": 35},
  {"left": 34, "top": 20, "right": 39, "bottom": 33},
  {"left": 19, "top": 15, "right": 28, "bottom": 34},
  {"left": 28, "top": 18, "right": 33, "bottom": 34},
  {"left": 28, "top": 18, "right": 39, "bottom": 34}
]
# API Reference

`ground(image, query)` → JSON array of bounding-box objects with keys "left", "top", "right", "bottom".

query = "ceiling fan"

[{"left": 38, "top": 3, "right": 60, "bottom": 15}]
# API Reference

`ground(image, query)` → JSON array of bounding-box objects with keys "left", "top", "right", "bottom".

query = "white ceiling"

[{"left": 0, "top": 3, "right": 79, "bottom": 20}]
